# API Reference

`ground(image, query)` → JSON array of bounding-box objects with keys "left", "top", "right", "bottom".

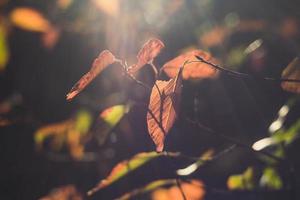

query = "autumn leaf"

[
  {"left": 281, "top": 57, "right": 300, "bottom": 93},
  {"left": 128, "top": 38, "right": 165, "bottom": 75},
  {"left": 10, "top": 7, "right": 51, "bottom": 33},
  {"left": 39, "top": 185, "right": 82, "bottom": 200},
  {"left": 152, "top": 180, "right": 205, "bottom": 200},
  {"left": 66, "top": 50, "right": 116, "bottom": 101},
  {"left": 162, "top": 49, "right": 218, "bottom": 80},
  {"left": 87, "top": 152, "right": 160, "bottom": 196},
  {"left": 147, "top": 66, "right": 183, "bottom": 152}
]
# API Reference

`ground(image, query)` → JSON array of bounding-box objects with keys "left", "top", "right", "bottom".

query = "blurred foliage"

[
  {"left": 227, "top": 167, "right": 255, "bottom": 190},
  {"left": 34, "top": 109, "right": 92, "bottom": 160},
  {"left": 39, "top": 185, "right": 82, "bottom": 200},
  {"left": 88, "top": 151, "right": 160, "bottom": 196}
]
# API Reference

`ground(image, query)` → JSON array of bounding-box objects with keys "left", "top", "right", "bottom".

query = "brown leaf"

[
  {"left": 281, "top": 57, "right": 300, "bottom": 93},
  {"left": 66, "top": 50, "right": 116, "bottom": 100},
  {"left": 147, "top": 67, "right": 183, "bottom": 152},
  {"left": 128, "top": 38, "right": 164, "bottom": 74},
  {"left": 162, "top": 49, "right": 218, "bottom": 80}
]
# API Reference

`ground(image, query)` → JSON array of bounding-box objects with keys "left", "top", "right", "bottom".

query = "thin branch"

[
  {"left": 176, "top": 178, "right": 187, "bottom": 200},
  {"left": 185, "top": 118, "right": 283, "bottom": 162},
  {"left": 194, "top": 56, "right": 300, "bottom": 83}
]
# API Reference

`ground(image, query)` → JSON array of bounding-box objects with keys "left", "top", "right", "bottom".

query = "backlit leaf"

[
  {"left": 10, "top": 7, "right": 51, "bottom": 32},
  {"left": 39, "top": 185, "right": 82, "bottom": 200},
  {"left": 176, "top": 149, "right": 214, "bottom": 176},
  {"left": 162, "top": 49, "right": 218, "bottom": 80},
  {"left": 94, "top": 104, "right": 129, "bottom": 145},
  {"left": 281, "top": 57, "right": 300, "bottom": 93},
  {"left": 128, "top": 38, "right": 164, "bottom": 75},
  {"left": 87, "top": 151, "right": 160, "bottom": 196},
  {"left": 152, "top": 180, "right": 205, "bottom": 200},
  {"left": 0, "top": 23, "right": 9, "bottom": 71},
  {"left": 66, "top": 50, "right": 116, "bottom": 100},
  {"left": 147, "top": 67, "right": 183, "bottom": 152},
  {"left": 227, "top": 167, "right": 255, "bottom": 190},
  {"left": 116, "top": 179, "right": 177, "bottom": 200},
  {"left": 259, "top": 167, "right": 282, "bottom": 190}
]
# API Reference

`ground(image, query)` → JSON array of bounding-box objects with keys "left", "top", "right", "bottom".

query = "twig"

[
  {"left": 194, "top": 56, "right": 300, "bottom": 83},
  {"left": 185, "top": 118, "right": 283, "bottom": 162},
  {"left": 176, "top": 178, "right": 187, "bottom": 200}
]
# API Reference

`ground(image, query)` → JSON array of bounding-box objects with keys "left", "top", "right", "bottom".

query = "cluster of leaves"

[{"left": 32, "top": 34, "right": 300, "bottom": 198}]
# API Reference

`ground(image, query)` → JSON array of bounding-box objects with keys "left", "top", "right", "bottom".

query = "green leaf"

[
  {"left": 176, "top": 149, "right": 214, "bottom": 176},
  {"left": 0, "top": 23, "right": 9, "bottom": 71},
  {"left": 273, "top": 119, "right": 300, "bottom": 145},
  {"left": 100, "top": 104, "right": 129, "bottom": 127},
  {"left": 116, "top": 179, "right": 177, "bottom": 200},
  {"left": 260, "top": 167, "right": 283, "bottom": 190},
  {"left": 227, "top": 167, "right": 255, "bottom": 190},
  {"left": 87, "top": 152, "right": 161, "bottom": 196}
]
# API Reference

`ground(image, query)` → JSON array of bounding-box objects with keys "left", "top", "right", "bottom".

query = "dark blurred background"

[{"left": 0, "top": 0, "right": 300, "bottom": 199}]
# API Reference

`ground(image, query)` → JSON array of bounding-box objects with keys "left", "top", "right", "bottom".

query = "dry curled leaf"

[
  {"left": 66, "top": 50, "right": 116, "bottom": 100},
  {"left": 281, "top": 57, "right": 300, "bottom": 93},
  {"left": 147, "top": 67, "right": 183, "bottom": 152},
  {"left": 162, "top": 49, "right": 218, "bottom": 80},
  {"left": 128, "top": 38, "right": 165, "bottom": 74},
  {"left": 10, "top": 7, "right": 51, "bottom": 33},
  {"left": 88, "top": 152, "right": 160, "bottom": 196}
]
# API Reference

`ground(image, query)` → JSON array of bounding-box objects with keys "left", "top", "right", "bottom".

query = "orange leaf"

[
  {"left": 66, "top": 50, "right": 116, "bottom": 100},
  {"left": 147, "top": 67, "right": 183, "bottom": 152},
  {"left": 10, "top": 7, "right": 51, "bottom": 33},
  {"left": 39, "top": 185, "right": 82, "bottom": 200},
  {"left": 128, "top": 38, "right": 164, "bottom": 74},
  {"left": 281, "top": 57, "right": 300, "bottom": 94},
  {"left": 162, "top": 49, "right": 218, "bottom": 80}
]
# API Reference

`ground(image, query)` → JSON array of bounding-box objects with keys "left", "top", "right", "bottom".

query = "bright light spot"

[
  {"left": 252, "top": 137, "right": 274, "bottom": 151},
  {"left": 244, "top": 39, "right": 263, "bottom": 54},
  {"left": 268, "top": 119, "right": 283, "bottom": 133},
  {"left": 176, "top": 163, "right": 198, "bottom": 176},
  {"left": 278, "top": 105, "right": 289, "bottom": 117}
]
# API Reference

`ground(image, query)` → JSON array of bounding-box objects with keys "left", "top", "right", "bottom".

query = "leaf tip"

[{"left": 66, "top": 91, "right": 77, "bottom": 101}]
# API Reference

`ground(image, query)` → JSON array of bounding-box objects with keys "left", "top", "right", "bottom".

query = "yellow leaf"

[
  {"left": 147, "top": 67, "right": 183, "bottom": 152},
  {"left": 66, "top": 50, "right": 116, "bottom": 101},
  {"left": 0, "top": 23, "right": 9, "bottom": 71},
  {"left": 227, "top": 167, "right": 255, "bottom": 190},
  {"left": 10, "top": 7, "right": 51, "bottom": 32},
  {"left": 100, "top": 105, "right": 128, "bottom": 126},
  {"left": 87, "top": 152, "right": 160, "bottom": 196}
]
